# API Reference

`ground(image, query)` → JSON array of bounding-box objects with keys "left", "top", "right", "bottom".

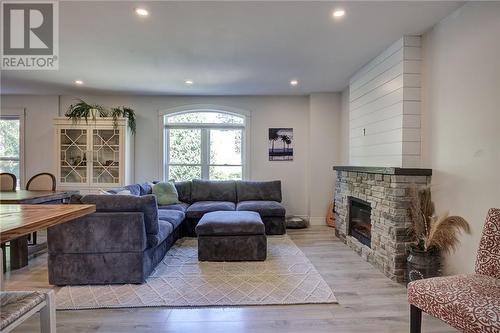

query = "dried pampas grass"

[
  {"left": 426, "top": 214, "right": 471, "bottom": 253},
  {"left": 409, "top": 186, "right": 471, "bottom": 253}
]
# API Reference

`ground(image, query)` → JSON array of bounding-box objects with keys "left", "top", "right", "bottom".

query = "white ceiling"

[{"left": 1, "top": 1, "right": 463, "bottom": 95}]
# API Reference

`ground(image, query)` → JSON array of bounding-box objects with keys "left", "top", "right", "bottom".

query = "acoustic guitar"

[{"left": 326, "top": 202, "right": 335, "bottom": 228}]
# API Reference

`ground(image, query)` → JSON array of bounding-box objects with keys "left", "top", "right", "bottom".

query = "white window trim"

[
  {"left": 158, "top": 104, "right": 251, "bottom": 181},
  {"left": 0, "top": 108, "right": 26, "bottom": 188}
]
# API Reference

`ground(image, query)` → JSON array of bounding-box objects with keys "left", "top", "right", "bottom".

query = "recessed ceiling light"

[
  {"left": 135, "top": 8, "right": 149, "bottom": 17},
  {"left": 74, "top": 80, "right": 84, "bottom": 85},
  {"left": 185, "top": 80, "right": 194, "bottom": 85},
  {"left": 290, "top": 79, "right": 299, "bottom": 86},
  {"left": 333, "top": 9, "right": 345, "bottom": 18}
]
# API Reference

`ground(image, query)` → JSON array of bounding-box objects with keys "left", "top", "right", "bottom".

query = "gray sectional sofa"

[{"left": 47, "top": 179, "right": 285, "bottom": 285}]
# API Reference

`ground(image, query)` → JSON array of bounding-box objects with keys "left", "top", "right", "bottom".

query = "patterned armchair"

[{"left": 407, "top": 208, "right": 500, "bottom": 333}]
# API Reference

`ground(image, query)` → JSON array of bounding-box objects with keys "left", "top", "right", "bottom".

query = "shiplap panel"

[
  {"left": 402, "top": 155, "right": 421, "bottom": 168},
  {"left": 350, "top": 88, "right": 403, "bottom": 120},
  {"left": 350, "top": 49, "right": 404, "bottom": 94},
  {"left": 404, "top": 47, "right": 421, "bottom": 60},
  {"left": 350, "top": 154, "right": 403, "bottom": 167},
  {"left": 350, "top": 61, "right": 404, "bottom": 101},
  {"left": 402, "top": 128, "right": 421, "bottom": 142},
  {"left": 350, "top": 102, "right": 403, "bottom": 129},
  {"left": 350, "top": 115, "right": 403, "bottom": 138},
  {"left": 404, "top": 60, "right": 421, "bottom": 74},
  {"left": 348, "top": 35, "right": 422, "bottom": 168},
  {"left": 404, "top": 35, "right": 421, "bottom": 47},
  {"left": 350, "top": 75, "right": 403, "bottom": 110},
  {"left": 350, "top": 38, "right": 403, "bottom": 84},
  {"left": 402, "top": 114, "right": 421, "bottom": 128},
  {"left": 403, "top": 101, "right": 421, "bottom": 115},
  {"left": 351, "top": 142, "right": 404, "bottom": 157},
  {"left": 351, "top": 128, "right": 403, "bottom": 148}
]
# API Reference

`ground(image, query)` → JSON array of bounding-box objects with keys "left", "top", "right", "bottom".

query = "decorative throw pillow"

[
  {"left": 152, "top": 182, "right": 179, "bottom": 205},
  {"left": 98, "top": 188, "right": 133, "bottom": 195},
  {"left": 116, "top": 189, "right": 132, "bottom": 195}
]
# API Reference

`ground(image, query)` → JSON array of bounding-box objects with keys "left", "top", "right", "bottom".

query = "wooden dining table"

[
  {"left": 0, "top": 204, "right": 95, "bottom": 288},
  {"left": 0, "top": 190, "right": 80, "bottom": 270},
  {"left": 0, "top": 204, "right": 96, "bottom": 244},
  {"left": 0, "top": 190, "right": 78, "bottom": 204},
  {"left": 1, "top": 203, "right": 95, "bottom": 272}
]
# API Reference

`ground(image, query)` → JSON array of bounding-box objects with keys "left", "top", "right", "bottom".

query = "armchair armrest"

[{"left": 47, "top": 212, "right": 147, "bottom": 253}]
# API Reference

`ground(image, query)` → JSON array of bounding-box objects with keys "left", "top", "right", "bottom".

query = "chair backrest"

[
  {"left": 26, "top": 173, "right": 56, "bottom": 191},
  {"left": 0, "top": 173, "right": 16, "bottom": 191},
  {"left": 475, "top": 208, "right": 500, "bottom": 278}
]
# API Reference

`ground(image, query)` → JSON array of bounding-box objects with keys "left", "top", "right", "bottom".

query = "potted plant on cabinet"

[
  {"left": 65, "top": 99, "right": 136, "bottom": 134},
  {"left": 407, "top": 186, "right": 471, "bottom": 282},
  {"left": 65, "top": 100, "right": 107, "bottom": 123}
]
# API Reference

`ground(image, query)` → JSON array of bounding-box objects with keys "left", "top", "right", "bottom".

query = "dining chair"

[
  {"left": 26, "top": 173, "right": 56, "bottom": 191},
  {"left": 26, "top": 173, "right": 57, "bottom": 245},
  {"left": 0, "top": 173, "right": 17, "bottom": 192}
]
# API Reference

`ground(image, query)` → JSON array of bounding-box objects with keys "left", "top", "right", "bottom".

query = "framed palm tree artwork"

[{"left": 269, "top": 128, "right": 293, "bottom": 161}]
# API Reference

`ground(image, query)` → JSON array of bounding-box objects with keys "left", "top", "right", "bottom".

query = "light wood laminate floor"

[{"left": 4, "top": 226, "right": 457, "bottom": 333}]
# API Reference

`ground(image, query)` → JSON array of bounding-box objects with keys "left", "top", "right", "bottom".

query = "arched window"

[{"left": 163, "top": 110, "right": 246, "bottom": 181}]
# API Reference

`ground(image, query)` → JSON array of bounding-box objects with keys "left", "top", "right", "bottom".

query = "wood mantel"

[{"left": 333, "top": 166, "right": 432, "bottom": 176}]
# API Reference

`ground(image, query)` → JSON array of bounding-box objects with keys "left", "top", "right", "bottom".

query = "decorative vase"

[{"left": 406, "top": 247, "right": 441, "bottom": 283}]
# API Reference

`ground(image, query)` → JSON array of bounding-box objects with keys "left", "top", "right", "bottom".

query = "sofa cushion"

[
  {"left": 80, "top": 194, "right": 159, "bottom": 236},
  {"left": 147, "top": 220, "right": 173, "bottom": 248},
  {"left": 174, "top": 181, "right": 192, "bottom": 203},
  {"left": 158, "top": 202, "right": 189, "bottom": 213},
  {"left": 408, "top": 274, "right": 500, "bottom": 333},
  {"left": 191, "top": 179, "right": 236, "bottom": 202},
  {"left": 152, "top": 182, "right": 179, "bottom": 205},
  {"left": 123, "top": 184, "right": 141, "bottom": 196},
  {"left": 186, "top": 201, "right": 236, "bottom": 219},
  {"left": 236, "top": 180, "right": 282, "bottom": 202},
  {"left": 196, "top": 211, "right": 264, "bottom": 236},
  {"left": 158, "top": 210, "right": 185, "bottom": 230},
  {"left": 236, "top": 200, "right": 285, "bottom": 217},
  {"left": 138, "top": 182, "right": 154, "bottom": 195}
]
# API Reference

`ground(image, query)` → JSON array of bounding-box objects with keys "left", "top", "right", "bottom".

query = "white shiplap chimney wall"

[{"left": 349, "top": 36, "right": 422, "bottom": 167}]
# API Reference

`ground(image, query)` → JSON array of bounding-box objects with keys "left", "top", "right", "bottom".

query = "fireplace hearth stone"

[{"left": 333, "top": 166, "right": 432, "bottom": 283}]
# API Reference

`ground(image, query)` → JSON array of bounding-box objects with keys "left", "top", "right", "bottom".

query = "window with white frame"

[
  {"left": 0, "top": 111, "right": 24, "bottom": 188},
  {"left": 163, "top": 110, "right": 246, "bottom": 181}
]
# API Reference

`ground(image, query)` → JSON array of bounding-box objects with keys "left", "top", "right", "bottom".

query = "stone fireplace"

[{"left": 334, "top": 166, "right": 432, "bottom": 282}]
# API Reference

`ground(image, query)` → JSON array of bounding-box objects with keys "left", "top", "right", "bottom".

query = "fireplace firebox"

[{"left": 348, "top": 197, "right": 372, "bottom": 247}]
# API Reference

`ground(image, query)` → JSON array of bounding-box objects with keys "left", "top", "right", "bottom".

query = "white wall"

[
  {"left": 421, "top": 2, "right": 500, "bottom": 274},
  {"left": 340, "top": 87, "right": 350, "bottom": 164},
  {"left": 349, "top": 36, "right": 422, "bottom": 167},
  {"left": 308, "top": 93, "right": 341, "bottom": 224},
  {"left": 58, "top": 96, "right": 311, "bottom": 218},
  {"left": 1, "top": 93, "right": 345, "bottom": 222},
  {"left": 0, "top": 95, "right": 59, "bottom": 187}
]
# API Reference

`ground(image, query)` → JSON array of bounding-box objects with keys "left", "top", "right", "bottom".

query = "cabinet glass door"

[
  {"left": 92, "top": 129, "right": 120, "bottom": 184},
  {"left": 60, "top": 128, "right": 88, "bottom": 184}
]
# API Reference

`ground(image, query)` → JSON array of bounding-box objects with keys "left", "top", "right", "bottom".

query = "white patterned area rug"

[{"left": 56, "top": 236, "right": 337, "bottom": 309}]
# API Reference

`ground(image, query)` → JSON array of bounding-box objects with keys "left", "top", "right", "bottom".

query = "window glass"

[
  {"left": 167, "top": 111, "right": 244, "bottom": 124},
  {"left": 0, "top": 118, "right": 21, "bottom": 186},
  {"left": 165, "top": 111, "right": 245, "bottom": 181}
]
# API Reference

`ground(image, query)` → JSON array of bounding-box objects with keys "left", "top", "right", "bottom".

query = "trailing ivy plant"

[
  {"left": 65, "top": 99, "right": 137, "bottom": 135},
  {"left": 110, "top": 107, "right": 137, "bottom": 135},
  {"left": 65, "top": 100, "right": 107, "bottom": 124}
]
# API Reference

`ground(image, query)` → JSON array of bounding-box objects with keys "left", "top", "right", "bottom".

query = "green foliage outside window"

[{"left": 0, "top": 119, "right": 20, "bottom": 181}]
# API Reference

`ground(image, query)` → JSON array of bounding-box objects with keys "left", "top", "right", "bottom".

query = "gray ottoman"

[{"left": 195, "top": 211, "right": 267, "bottom": 261}]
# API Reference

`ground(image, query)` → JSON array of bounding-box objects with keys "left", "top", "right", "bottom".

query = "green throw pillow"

[{"left": 152, "top": 182, "right": 179, "bottom": 206}]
